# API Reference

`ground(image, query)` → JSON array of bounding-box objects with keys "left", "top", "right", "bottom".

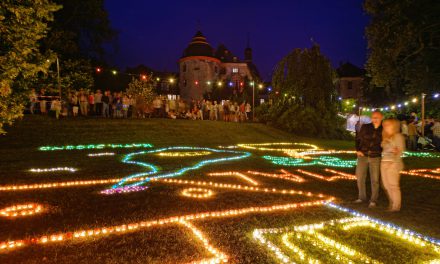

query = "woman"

[{"left": 381, "top": 119, "right": 405, "bottom": 212}]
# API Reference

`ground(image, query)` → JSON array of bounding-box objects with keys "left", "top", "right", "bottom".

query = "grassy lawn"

[{"left": 0, "top": 116, "right": 439, "bottom": 263}]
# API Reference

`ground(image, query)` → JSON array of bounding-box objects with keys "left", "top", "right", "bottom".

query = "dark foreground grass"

[{"left": 0, "top": 116, "right": 439, "bottom": 263}]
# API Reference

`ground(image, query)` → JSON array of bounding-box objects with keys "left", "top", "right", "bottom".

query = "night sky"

[{"left": 105, "top": 0, "right": 369, "bottom": 80}]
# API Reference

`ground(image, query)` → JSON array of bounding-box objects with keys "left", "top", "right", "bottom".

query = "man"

[
  {"left": 354, "top": 110, "right": 383, "bottom": 208},
  {"left": 407, "top": 118, "right": 418, "bottom": 151},
  {"left": 431, "top": 119, "right": 440, "bottom": 151},
  {"left": 102, "top": 91, "right": 110, "bottom": 118}
]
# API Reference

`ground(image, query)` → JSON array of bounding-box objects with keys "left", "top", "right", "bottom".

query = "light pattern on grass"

[
  {"left": 254, "top": 204, "right": 440, "bottom": 264},
  {"left": 29, "top": 167, "right": 77, "bottom": 173},
  {"left": 157, "top": 151, "right": 212, "bottom": 157},
  {"left": 263, "top": 155, "right": 357, "bottom": 168},
  {"left": 110, "top": 146, "right": 251, "bottom": 192},
  {"left": 0, "top": 177, "right": 332, "bottom": 259},
  {"left": 296, "top": 168, "right": 357, "bottom": 181},
  {"left": 87, "top": 152, "right": 115, "bottom": 157},
  {"left": 2, "top": 141, "right": 438, "bottom": 262},
  {"left": 247, "top": 169, "right": 306, "bottom": 183},
  {"left": 401, "top": 168, "right": 440, "bottom": 180},
  {"left": 237, "top": 142, "right": 319, "bottom": 152},
  {"left": 208, "top": 171, "right": 260, "bottom": 185},
  {"left": 181, "top": 188, "right": 215, "bottom": 199},
  {"left": 38, "top": 143, "right": 153, "bottom": 151},
  {"left": 0, "top": 203, "right": 43, "bottom": 218}
]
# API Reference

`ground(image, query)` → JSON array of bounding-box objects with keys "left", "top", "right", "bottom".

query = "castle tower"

[{"left": 179, "top": 31, "right": 220, "bottom": 101}]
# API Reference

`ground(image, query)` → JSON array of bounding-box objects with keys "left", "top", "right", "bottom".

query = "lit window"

[{"left": 232, "top": 68, "right": 238, "bottom": 73}]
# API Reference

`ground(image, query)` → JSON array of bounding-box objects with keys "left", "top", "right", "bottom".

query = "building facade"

[
  {"left": 336, "top": 62, "right": 365, "bottom": 100},
  {"left": 179, "top": 31, "right": 260, "bottom": 101}
]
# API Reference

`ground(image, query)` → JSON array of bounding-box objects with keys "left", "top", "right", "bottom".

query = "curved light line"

[{"left": 112, "top": 147, "right": 251, "bottom": 189}]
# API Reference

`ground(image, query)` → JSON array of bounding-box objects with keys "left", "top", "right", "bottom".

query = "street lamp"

[
  {"left": 56, "top": 57, "right": 61, "bottom": 99},
  {"left": 250, "top": 81, "right": 255, "bottom": 121}
]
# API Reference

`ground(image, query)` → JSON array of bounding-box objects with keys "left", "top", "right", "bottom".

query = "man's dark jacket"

[{"left": 355, "top": 123, "right": 382, "bottom": 158}]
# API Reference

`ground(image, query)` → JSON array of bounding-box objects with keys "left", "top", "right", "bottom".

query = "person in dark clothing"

[{"left": 354, "top": 110, "right": 383, "bottom": 208}]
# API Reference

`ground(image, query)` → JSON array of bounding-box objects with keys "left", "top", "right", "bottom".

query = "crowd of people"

[
  {"left": 28, "top": 89, "right": 253, "bottom": 122},
  {"left": 400, "top": 114, "right": 440, "bottom": 151},
  {"left": 351, "top": 112, "right": 440, "bottom": 152}
]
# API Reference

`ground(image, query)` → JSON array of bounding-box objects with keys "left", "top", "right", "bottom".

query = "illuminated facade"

[{"left": 179, "top": 30, "right": 260, "bottom": 101}]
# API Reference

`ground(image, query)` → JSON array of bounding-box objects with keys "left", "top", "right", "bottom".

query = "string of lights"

[
  {"left": 0, "top": 177, "right": 331, "bottom": 251},
  {"left": 358, "top": 92, "right": 440, "bottom": 113},
  {"left": 181, "top": 188, "right": 215, "bottom": 199},
  {"left": 254, "top": 206, "right": 440, "bottom": 264},
  {"left": 0, "top": 203, "right": 44, "bottom": 218},
  {"left": 110, "top": 146, "right": 251, "bottom": 192},
  {"left": 39, "top": 143, "right": 153, "bottom": 151},
  {"left": 208, "top": 172, "right": 259, "bottom": 186},
  {"left": 237, "top": 142, "right": 320, "bottom": 152},
  {"left": 157, "top": 151, "right": 212, "bottom": 157},
  {"left": 87, "top": 152, "right": 115, "bottom": 157},
  {"left": 296, "top": 169, "right": 357, "bottom": 181},
  {"left": 246, "top": 169, "right": 306, "bottom": 183},
  {"left": 29, "top": 167, "right": 77, "bottom": 173},
  {"left": 262, "top": 155, "right": 357, "bottom": 168},
  {"left": 400, "top": 168, "right": 440, "bottom": 180}
]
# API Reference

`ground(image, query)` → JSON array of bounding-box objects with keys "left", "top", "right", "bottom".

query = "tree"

[
  {"left": 126, "top": 77, "right": 156, "bottom": 105},
  {"left": 41, "top": 0, "right": 116, "bottom": 93},
  {"left": 0, "top": 0, "right": 61, "bottom": 134},
  {"left": 257, "top": 45, "right": 348, "bottom": 139},
  {"left": 365, "top": 0, "right": 440, "bottom": 96}
]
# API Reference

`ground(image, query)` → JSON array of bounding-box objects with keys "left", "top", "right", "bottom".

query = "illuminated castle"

[{"left": 179, "top": 30, "right": 260, "bottom": 101}]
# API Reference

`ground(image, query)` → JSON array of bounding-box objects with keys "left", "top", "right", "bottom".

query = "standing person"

[
  {"left": 213, "top": 101, "right": 219, "bottom": 121},
  {"left": 79, "top": 91, "right": 88, "bottom": 116},
  {"left": 50, "top": 98, "right": 62, "bottom": 119},
  {"left": 218, "top": 101, "right": 224, "bottom": 121},
  {"left": 401, "top": 120, "right": 408, "bottom": 148},
  {"left": 354, "top": 111, "right": 383, "bottom": 208},
  {"left": 122, "top": 94, "right": 130, "bottom": 118},
  {"left": 88, "top": 91, "right": 95, "bottom": 115},
  {"left": 39, "top": 89, "right": 47, "bottom": 114},
  {"left": 102, "top": 91, "right": 110, "bottom": 118},
  {"left": 239, "top": 102, "right": 246, "bottom": 122},
  {"left": 94, "top": 90, "right": 103, "bottom": 116},
  {"left": 407, "top": 118, "right": 418, "bottom": 151},
  {"left": 381, "top": 119, "right": 405, "bottom": 212},
  {"left": 245, "top": 102, "right": 251, "bottom": 121},
  {"left": 431, "top": 119, "right": 440, "bottom": 151},
  {"left": 29, "top": 89, "right": 38, "bottom": 114},
  {"left": 223, "top": 101, "right": 230, "bottom": 122},
  {"left": 71, "top": 92, "right": 79, "bottom": 117}
]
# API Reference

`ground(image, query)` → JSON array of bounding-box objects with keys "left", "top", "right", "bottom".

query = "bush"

[{"left": 256, "top": 102, "right": 350, "bottom": 139}]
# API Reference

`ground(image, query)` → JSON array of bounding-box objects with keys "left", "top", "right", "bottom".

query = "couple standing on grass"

[{"left": 354, "top": 111, "right": 405, "bottom": 212}]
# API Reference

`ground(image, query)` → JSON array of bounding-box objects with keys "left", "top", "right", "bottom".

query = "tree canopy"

[
  {"left": 365, "top": 0, "right": 440, "bottom": 96},
  {"left": 0, "top": 0, "right": 61, "bottom": 134},
  {"left": 257, "top": 46, "right": 347, "bottom": 139}
]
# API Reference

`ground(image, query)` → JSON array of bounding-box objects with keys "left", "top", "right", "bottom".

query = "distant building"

[
  {"left": 179, "top": 30, "right": 260, "bottom": 101},
  {"left": 336, "top": 62, "right": 365, "bottom": 101}
]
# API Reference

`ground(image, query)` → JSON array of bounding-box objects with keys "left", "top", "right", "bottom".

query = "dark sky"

[{"left": 105, "top": 0, "right": 369, "bottom": 81}]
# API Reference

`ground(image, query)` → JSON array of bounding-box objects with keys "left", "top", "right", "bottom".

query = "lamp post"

[
  {"left": 251, "top": 81, "right": 255, "bottom": 121},
  {"left": 421, "top": 93, "right": 426, "bottom": 137},
  {"left": 56, "top": 57, "right": 61, "bottom": 99}
]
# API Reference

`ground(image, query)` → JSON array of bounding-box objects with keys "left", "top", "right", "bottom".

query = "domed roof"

[{"left": 182, "top": 31, "right": 215, "bottom": 58}]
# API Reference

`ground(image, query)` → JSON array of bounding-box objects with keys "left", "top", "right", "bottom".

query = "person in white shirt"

[
  {"left": 381, "top": 119, "right": 405, "bottom": 212},
  {"left": 29, "top": 89, "right": 38, "bottom": 114},
  {"left": 431, "top": 120, "right": 440, "bottom": 151}
]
